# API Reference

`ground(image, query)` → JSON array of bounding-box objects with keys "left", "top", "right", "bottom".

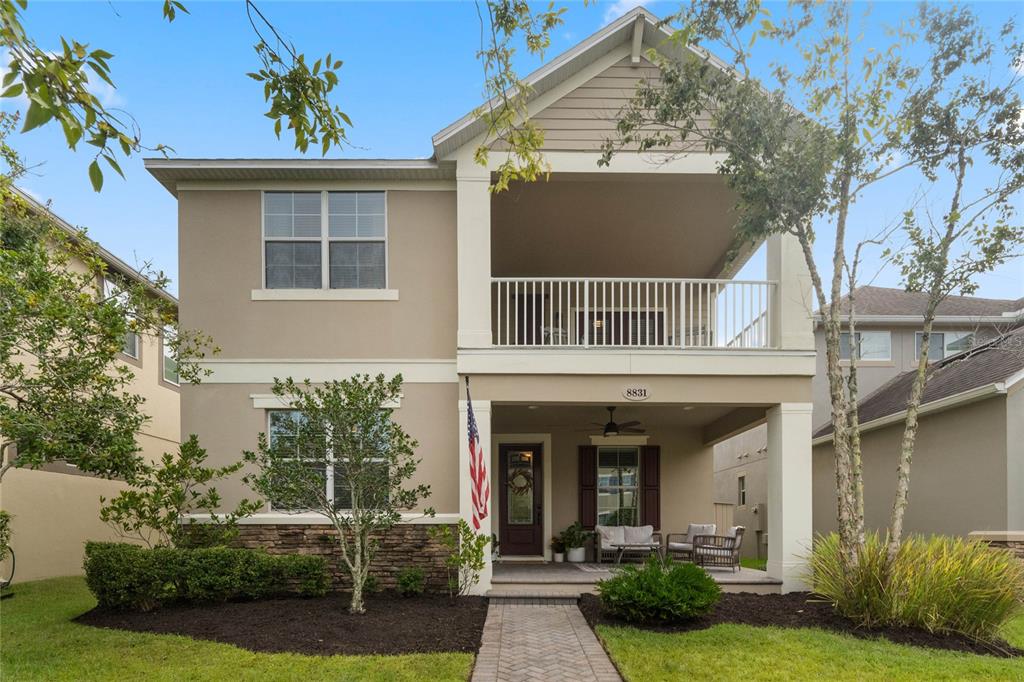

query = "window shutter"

[
  {"left": 578, "top": 446, "right": 597, "bottom": 529},
  {"left": 641, "top": 446, "right": 661, "bottom": 530}
]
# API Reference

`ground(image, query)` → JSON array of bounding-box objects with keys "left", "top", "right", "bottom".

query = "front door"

[{"left": 499, "top": 443, "right": 544, "bottom": 556}]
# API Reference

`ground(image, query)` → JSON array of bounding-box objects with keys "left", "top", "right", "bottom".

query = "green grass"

[
  {"left": 740, "top": 557, "right": 767, "bottom": 571},
  {"left": 596, "top": 616, "right": 1024, "bottom": 681},
  {"left": 1, "top": 577, "right": 474, "bottom": 681}
]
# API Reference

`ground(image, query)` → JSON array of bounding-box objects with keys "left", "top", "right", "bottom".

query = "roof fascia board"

[
  {"left": 143, "top": 158, "right": 442, "bottom": 171},
  {"left": 811, "top": 382, "right": 1005, "bottom": 445},
  {"left": 814, "top": 314, "right": 1019, "bottom": 326}
]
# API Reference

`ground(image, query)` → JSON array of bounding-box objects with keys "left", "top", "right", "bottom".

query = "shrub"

[
  {"left": 397, "top": 567, "right": 425, "bottom": 597},
  {"left": 597, "top": 556, "right": 720, "bottom": 624},
  {"left": 431, "top": 520, "right": 489, "bottom": 598},
  {"left": 810, "top": 532, "right": 1024, "bottom": 640},
  {"left": 84, "top": 542, "right": 328, "bottom": 610}
]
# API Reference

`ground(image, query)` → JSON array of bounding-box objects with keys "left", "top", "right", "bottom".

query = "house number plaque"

[{"left": 622, "top": 385, "right": 650, "bottom": 401}]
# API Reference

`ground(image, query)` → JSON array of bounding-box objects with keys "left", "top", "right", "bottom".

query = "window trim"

[
  {"left": 260, "top": 190, "right": 390, "bottom": 292},
  {"left": 596, "top": 445, "right": 641, "bottom": 527}
]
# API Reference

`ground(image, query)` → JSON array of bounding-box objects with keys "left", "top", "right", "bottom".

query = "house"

[
  {"left": 714, "top": 286, "right": 1023, "bottom": 559},
  {"left": 2, "top": 187, "right": 181, "bottom": 582},
  {"left": 145, "top": 8, "right": 817, "bottom": 594}
]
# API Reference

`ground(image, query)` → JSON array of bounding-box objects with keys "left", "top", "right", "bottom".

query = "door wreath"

[{"left": 507, "top": 468, "right": 533, "bottom": 496}]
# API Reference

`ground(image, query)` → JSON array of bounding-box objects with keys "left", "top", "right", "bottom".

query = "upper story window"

[
  {"left": 737, "top": 475, "right": 747, "bottom": 507},
  {"left": 839, "top": 331, "right": 891, "bottom": 361},
  {"left": 263, "top": 191, "right": 387, "bottom": 290},
  {"left": 916, "top": 331, "right": 974, "bottom": 362},
  {"left": 161, "top": 327, "right": 179, "bottom": 386},
  {"left": 102, "top": 276, "right": 139, "bottom": 359}
]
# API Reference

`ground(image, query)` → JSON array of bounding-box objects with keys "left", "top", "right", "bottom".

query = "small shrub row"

[
  {"left": 597, "top": 556, "right": 720, "bottom": 624},
  {"left": 84, "top": 542, "right": 329, "bottom": 610},
  {"left": 810, "top": 532, "right": 1024, "bottom": 640}
]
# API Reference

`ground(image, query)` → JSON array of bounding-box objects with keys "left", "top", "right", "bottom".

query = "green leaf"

[
  {"left": 22, "top": 101, "right": 54, "bottom": 132},
  {"left": 1, "top": 83, "right": 24, "bottom": 98},
  {"left": 102, "top": 153, "right": 124, "bottom": 178},
  {"left": 88, "top": 159, "right": 104, "bottom": 192},
  {"left": 2, "top": 70, "right": 18, "bottom": 87}
]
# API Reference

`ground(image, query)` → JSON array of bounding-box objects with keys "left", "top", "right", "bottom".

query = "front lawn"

[
  {"left": 596, "top": 617, "right": 1024, "bottom": 681},
  {"left": 0, "top": 577, "right": 475, "bottom": 681},
  {"left": 740, "top": 557, "right": 767, "bottom": 571}
]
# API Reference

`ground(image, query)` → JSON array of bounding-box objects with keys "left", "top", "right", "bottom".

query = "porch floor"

[{"left": 490, "top": 561, "right": 782, "bottom": 596}]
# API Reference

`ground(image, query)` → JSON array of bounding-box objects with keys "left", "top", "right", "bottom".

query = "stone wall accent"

[
  {"left": 233, "top": 523, "right": 457, "bottom": 592},
  {"left": 968, "top": 531, "right": 1024, "bottom": 561}
]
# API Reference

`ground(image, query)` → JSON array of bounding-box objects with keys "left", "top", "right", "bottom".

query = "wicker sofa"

[{"left": 594, "top": 524, "right": 663, "bottom": 564}]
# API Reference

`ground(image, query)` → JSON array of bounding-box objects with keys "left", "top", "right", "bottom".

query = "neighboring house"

[
  {"left": 2, "top": 187, "right": 181, "bottom": 582},
  {"left": 812, "top": 323, "right": 1024, "bottom": 538},
  {"left": 146, "top": 8, "right": 818, "bottom": 593},
  {"left": 714, "top": 285, "right": 1023, "bottom": 557}
]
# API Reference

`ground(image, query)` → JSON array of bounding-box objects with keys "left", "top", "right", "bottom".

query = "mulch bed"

[
  {"left": 579, "top": 592, "right": 1023, "bottom": 658},
  {"left": 76, "top": 592, "right": 488, "bottom": 656}
]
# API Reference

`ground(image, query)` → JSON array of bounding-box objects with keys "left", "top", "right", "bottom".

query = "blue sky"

[{"left": 6, "top": 0, "right": 1023, "bottom": 300}]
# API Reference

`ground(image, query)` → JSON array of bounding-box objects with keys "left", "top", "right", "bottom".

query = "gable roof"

[
  {"left": 431, "top": 6, "right": 731, "bottom": 159},
  {"left": 830, "top": 286, "right": 1023, "bottom": 319},
  {"left": 813, "top": 324, "right": 1024, "bottom": 440}
]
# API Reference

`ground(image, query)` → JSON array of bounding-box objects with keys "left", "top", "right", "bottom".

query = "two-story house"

[
  {"left": 3, "top": 187, "right": 182, "bottom": 582},
  {"left": 715, "top": 286, "right": 1023, "bottom": 560},
  {"left": 147, "top": 8, "right": 816, "bottom": 594}
]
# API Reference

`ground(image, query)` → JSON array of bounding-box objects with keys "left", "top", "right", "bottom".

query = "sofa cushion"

[
  {"left": 624, "top": 525, "right": 655, "bottom": 545},
  {"left": 596, "top": 525, "right": 625, "bottom": 547},
  {"left": 687, "top": 523, "right": 716, "bottom": 539},
  {"left": 668, "top": 542, "right": 693, "bottom": 552}
]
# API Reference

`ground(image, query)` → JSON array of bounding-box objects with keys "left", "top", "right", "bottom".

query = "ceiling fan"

[{"left": 587, "top": 406, "right": 645, "bottom": 437}]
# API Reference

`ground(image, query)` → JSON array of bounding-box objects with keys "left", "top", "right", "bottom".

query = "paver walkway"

[{"left": 472, "top": 602, "right": 621, "bottom": 682}]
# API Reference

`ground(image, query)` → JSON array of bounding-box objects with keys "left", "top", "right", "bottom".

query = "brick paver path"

[{"left": 472, "top": 602, "right": 621, "bottom": 682}]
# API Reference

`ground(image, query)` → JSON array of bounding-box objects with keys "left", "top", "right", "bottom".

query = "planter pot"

[
  {"left": 567, "top": 547, "right": 586, "bottom": 563},
  {"left": 553, "top": 552, "right": 565, "bottom": 563}
]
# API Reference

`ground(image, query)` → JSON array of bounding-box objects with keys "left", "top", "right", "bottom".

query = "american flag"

[{"left": 466, "top": 379, "right": 490, "bottom": 530}]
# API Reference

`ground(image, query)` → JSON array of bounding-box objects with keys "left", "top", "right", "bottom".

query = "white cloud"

[
  {"left": 602, "top": 0, "right": 648, "bottom": 26},
  {"left": 86, "top": 76, "right": 126, "bottom": 109}
]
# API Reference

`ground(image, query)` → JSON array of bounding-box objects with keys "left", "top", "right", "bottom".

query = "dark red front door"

[{"left": 499, "top": 443, "right": 543, "bottom": 556}]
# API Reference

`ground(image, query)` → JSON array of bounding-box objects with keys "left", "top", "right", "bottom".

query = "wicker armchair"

[
  {"left": 693, "top": 526, "right": 745, "bottom": 572},
  {"left": 665, "top": 523, "right": 716, "bottom": 562}
]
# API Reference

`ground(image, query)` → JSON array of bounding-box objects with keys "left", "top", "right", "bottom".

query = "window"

[
  {"left": 597, "top": 447, "right": 639, "bottom": 526},
  {"left": 916, "top": 331, "right": 974, "bottom": 362},
  {"left": 737, "top": 475, "right": 747, "bottom": 507},
  {"left": 263, "top": 191, "right": 386, "bottom": 290},
  {"left": 161, "top": 327, "right": 179, "bottom": 385},
  {"left": 839, "top": 331, "right": 891, "bottom": 361},
  {"left": 102, "top": 277, "right": 139, "bottom": 359},
  {"left": 267, "top": 410, "right": 389, "bottom": 511}
]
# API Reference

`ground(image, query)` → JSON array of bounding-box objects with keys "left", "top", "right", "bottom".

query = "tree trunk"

[{"left": 349, "top": 528, "right": 365, "bottom": 614}]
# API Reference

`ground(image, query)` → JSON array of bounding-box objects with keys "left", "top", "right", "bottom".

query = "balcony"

[{"left": 491, "top": 277, "right": 776, "bottom": 350}]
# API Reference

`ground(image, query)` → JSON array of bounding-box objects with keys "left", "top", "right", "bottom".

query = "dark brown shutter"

[
  {"left": 641, "top": 446, "right": 661, "bottom": 530},
  {"left": 578, "top": 445, "right": 597, "bottom": 529}
]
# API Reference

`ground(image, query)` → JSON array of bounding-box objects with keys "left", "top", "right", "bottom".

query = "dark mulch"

[
  {"left": 76, "top": 592, "right": 488, "bottom": 656},
  {"left": 579, "top": 592, "right": 1023, "bottom": 659}
]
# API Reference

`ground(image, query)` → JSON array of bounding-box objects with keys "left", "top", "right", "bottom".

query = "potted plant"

[
  {"left": 561, "top": 522, "right": 590, "bottom": 563},
  {"left": 550, "top": 535, "right": 565, "bottom": 563},
  {"left": 491, "top": 533, "right": 501, "bottom": 561}
]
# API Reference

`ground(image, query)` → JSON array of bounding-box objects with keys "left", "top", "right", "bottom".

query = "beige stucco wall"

[
  {"left": 180, "top": 382, "right": 460, "bottom": 515},
  {"left": 812, "top": 395, "right": 1009, "bottom": 538},
  {"left": 177, "top": 189, "right": 457, "bottom": 359},
  {"left": 713, "top": 423, "right": 767, "bottom": 559}
]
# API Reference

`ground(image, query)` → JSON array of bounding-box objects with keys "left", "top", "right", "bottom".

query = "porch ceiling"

[
  {"left": 491, "top": 174, "right": 748, "bottom": 280},
  {"left": 492, "top": 403, "right": 741, "bottom": 432}
]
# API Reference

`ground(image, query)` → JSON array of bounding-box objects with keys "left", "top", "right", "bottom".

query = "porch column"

[
  {"left": 765, "top": 402, "right": 813, "bottom": 593},
  {"left": 457, "top": 164, "right": 492, "bottom": 348},
  {"left": 458, "top": 397, "right": 493, "bottom": 594},
  {"left": 766, "top": 233, "right": 814, "bottom": 351}
]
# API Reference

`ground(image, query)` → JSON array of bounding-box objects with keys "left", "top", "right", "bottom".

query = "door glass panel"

[{"left": 506, "top": 450, "right": 535, "bottom": 525}]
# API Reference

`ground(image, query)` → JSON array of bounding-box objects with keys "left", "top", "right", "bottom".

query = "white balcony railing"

[{"left": 491, "top": 278, "right": 776, "bottom": 349}]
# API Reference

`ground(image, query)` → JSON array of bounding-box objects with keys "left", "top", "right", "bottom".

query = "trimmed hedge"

[
  {"left": 84, "top": 542, "right": 329, "bottom": 610},
  {"left": 597, "top": 556, "right": 720, "bottom": 624}
]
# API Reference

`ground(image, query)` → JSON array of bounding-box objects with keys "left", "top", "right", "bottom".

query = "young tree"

[
  {"left": 100, "top": 435, "right": 262, "bottom": 548},
  {"left": 0, "top": 183, "right": 215, "bottom": 485},
  {"left": 243, "top": 374, "right": 433, "bottom": 614},
  {"left": 601, "top": 0, "right": 1023, "bottom": 568}
]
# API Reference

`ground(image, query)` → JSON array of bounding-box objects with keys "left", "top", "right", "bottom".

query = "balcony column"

[
  {"left": 458, "top": 397, "right": 493, "bottom": 595},
  {"left": 457, "top": 165, "right": 492, "bottom": 348},
  {"left": 766, "top": 233, "right": 814, "bottom": 350},
  {"left": 766, "top": 402, "right": 813, "bottom": 593}
]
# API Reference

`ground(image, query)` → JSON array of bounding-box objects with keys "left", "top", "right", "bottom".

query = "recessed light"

[
  {"left": 527, "top": 405, "right": 539, "bottom": 410},
  {"left": 682, "top": 406, "right": 695, "bottom": 411}
]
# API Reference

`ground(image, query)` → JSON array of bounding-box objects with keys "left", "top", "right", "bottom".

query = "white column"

[
  {"left": 766, "top": 402, "right": 813, "bottom": 593},
  {"left": 457, "top": 165, "right": 492, "bottom": 348},
  {"left": 459, "top": 397, "right": 493, "bottom": 594},
  {"left": 767, "top": 233, "right": 814, "bottom": 351}
]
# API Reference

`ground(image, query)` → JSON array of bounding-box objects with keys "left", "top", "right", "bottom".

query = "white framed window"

[
  {"left": 266, "top": 410, "right": 389, "bottom": 512},
  {"left": 737, "top": 475, "right": 747, "bottom": 507},
  {"left": 102, "top": 276, "right": 139, "bottom": 359},
  {"left": 915, "top": 331, "right": 974, "bottom": 362},
  {"left": 597, "top": 447, "right": 639, "bottom": 526},
  {"left": 161, "top": 327, "right": 179, "bottom": 386},
  {"left": 839, "top": 331, "right": 891, "bottom": 361},
  {"left": 262, "top": 191, "right": 387, "bottom": 290}
]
